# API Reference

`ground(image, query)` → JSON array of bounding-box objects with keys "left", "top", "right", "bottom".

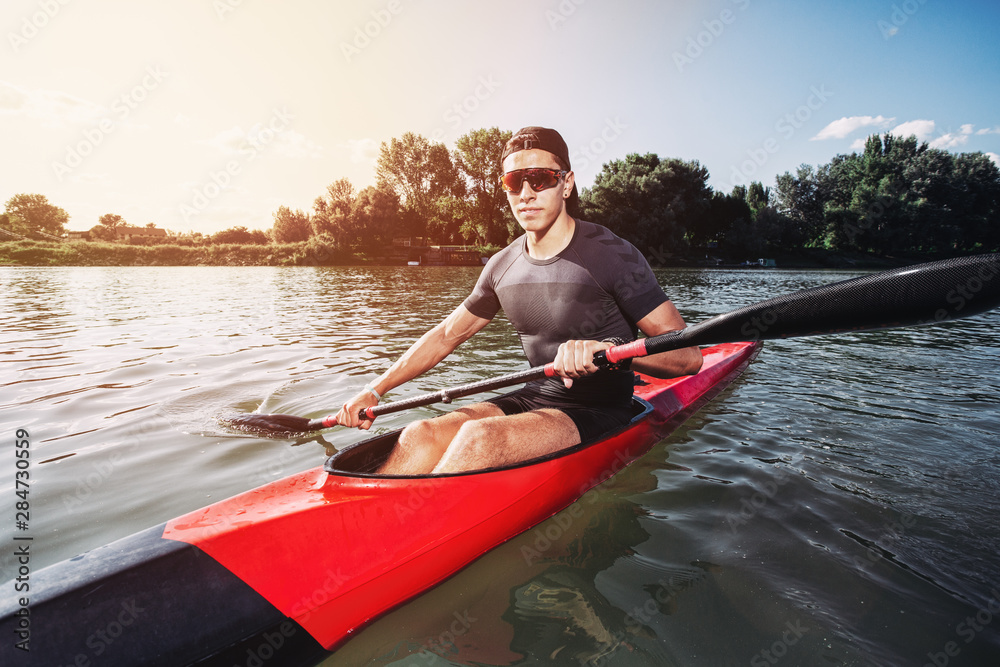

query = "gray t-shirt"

[{"left": 464, "top": 219, "right": 668, "bottom": 406}]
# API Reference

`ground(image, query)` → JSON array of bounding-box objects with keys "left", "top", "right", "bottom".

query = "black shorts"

[{"left": 485, "top": 384, "right": 635, "bottom": 444}]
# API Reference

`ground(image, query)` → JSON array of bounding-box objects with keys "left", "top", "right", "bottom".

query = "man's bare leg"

[
  {"left": 377, "top": 403, "right": 505, "bottom": 475},
  {"left": 432, "top": 408, "right": 580, "bottom": 474}
]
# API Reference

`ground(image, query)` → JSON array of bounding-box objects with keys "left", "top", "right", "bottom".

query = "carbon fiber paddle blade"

[
  {"left": 223, "top": 413, "right": 315, "bottom": 436},
  {"left": 685, "top": 253, "right": 1000, "bottom": 347}
]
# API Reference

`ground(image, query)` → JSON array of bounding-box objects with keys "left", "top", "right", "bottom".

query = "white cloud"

[
  {"left": 929, "top": 132, "right": 970, "bottom": 149},
  {"left": 0, "top": 80, "right": 104, "bottom": 127},
  {"left": 72, "top": 173, "right": 113, "bottom": 186},
  {"left": 271, "top": 129, "right": 323, "bottom": 159},
  {"left": 976, "top": 126, "right": 1000, "bottom": 135},
  {"left": 0, "top": 81, "right": 29, "bottom": 113},
  {"left": 198, "top": 125, "right": 322, "bottom": 159},
  {"left": 346, "top": 138, "right": 379, "bottom": 164},
  {"left": 890, "top": 119, "right": 935, "bottom": 141},
  {"left": 812, "top": 115, "right": 895, "bottom": 140},
  {"left": 199, "top": 126, "right": 248, "bottom": 155},
  {"left": 849, "top": 137, "right": 868, "bottom": 151},
  {"left": 987, "top": 153, "right": 1000, "bottom": 167}
]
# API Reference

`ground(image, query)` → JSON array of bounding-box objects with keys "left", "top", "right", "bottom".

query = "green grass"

[{"left": 0, "top": 240, "right": 360, "bottom": 267}]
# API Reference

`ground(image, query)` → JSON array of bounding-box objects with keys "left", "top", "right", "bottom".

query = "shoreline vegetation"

[
  {"left": 3, "top": 128, "right": 998, "bottom": 269},
  {"left": 0, "top": 238, "right": 932, "bottom": 270}
]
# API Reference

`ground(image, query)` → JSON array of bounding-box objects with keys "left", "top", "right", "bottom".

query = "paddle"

[{"left": 228, "top": 252, "right": 1000, "bottom": 436}]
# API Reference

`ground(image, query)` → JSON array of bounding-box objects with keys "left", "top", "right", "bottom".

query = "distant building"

[
  {"left": 67, "top": 231, "right": 91, "bottom": 241},
  {"left": 116, "top": 227, "right": 168, "bottom": 241}
]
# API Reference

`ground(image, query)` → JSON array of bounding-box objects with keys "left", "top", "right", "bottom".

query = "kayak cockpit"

[{"left": 324, "top": 395, "right": 654, "bottom": 478}]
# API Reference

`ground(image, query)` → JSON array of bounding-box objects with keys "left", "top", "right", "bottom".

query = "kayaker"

[{"left": 335, "top": 126, "right": 703, "bottom": 473}]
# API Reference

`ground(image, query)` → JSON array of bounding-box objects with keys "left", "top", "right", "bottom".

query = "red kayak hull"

[
  {"left": 0, "top": 342, "right": 758, "bottom": 665},
  {"left": 162, "top": 341, "right": 760, "bottom": 650}
]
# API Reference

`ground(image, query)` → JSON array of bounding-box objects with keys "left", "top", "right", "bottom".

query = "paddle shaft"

[
  {"left": 313, "top": 253, "right": 1000, "bottom": 430},
  {"left": 600, "top": 252, "right": 1000, "bottom": 365},
  {"left": 307, "top": 364, "right": 558, "bottom": 429}
]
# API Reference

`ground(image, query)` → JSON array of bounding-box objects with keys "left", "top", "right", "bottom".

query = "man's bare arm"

[
  {"left": 631, "top": 300, "right": 703, "bottom": 378},
  {"left": 336, "top": 305, "right": 492, "bottom": 428}
]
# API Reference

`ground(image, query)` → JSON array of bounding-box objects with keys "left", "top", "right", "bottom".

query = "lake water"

[{"left": 2, "top": 264, "right": 999, "bottom": 666}]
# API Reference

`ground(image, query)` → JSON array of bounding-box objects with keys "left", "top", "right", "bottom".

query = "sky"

[{"left": 1, "top": 0, "right": 998, "bottom": 235}]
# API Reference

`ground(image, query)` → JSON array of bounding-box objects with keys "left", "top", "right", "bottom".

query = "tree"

[
  {"left": 312, "top": 178, "right": 356, "bottom": 247},
  {"left": 4, "top": 194, "right": 70, "bottom": 238},
  {"left": 376, "top": 132, "right": 464, "bottom": 241},
  {"left": 88, "top": 213, "right": 125, "bottom": 242},
  {"left": 775, "top": 165, "right": 825, "bottom": 247},
  {"left": 950, "top": 152, "right": 1000, "bottom": 251},
  {"left": 351, "top": 183, "right": 401, "bottom": 247},
  {"left": 580, "top": 153, "right": 712, "bottom": 255},
  {"left": 689, "top": 190, "right": 752, "bottom": 249},
  {"left": 746, "top": 182, "right": 771, "bottom": 217},
  {"left": 211, "top": 226, "right": 269, "bottom": 245},
  {"left": 453, "top": 127, "right": 513, "bottom": 246},
  {"left": 270, "top": 206, "right": 312, "bottom": 243},
  {"left": 99, "top": 213, "right": 126, "bottom": 229}
]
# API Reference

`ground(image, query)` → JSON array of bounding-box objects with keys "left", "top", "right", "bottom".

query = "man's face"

[{"left": 502, "top": 149, "right": 574, "bottom": 234}]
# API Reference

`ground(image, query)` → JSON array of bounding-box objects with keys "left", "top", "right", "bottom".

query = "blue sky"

[{"left": 1, "top": 0, "right": 998, "bottom": 234}]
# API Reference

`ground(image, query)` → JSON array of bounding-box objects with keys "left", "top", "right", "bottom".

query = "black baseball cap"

[{"left": 502, "top": 126, "right": 572, "bottom": 171}]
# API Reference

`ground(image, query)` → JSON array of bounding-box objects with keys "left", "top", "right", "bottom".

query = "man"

[{"left": 335, "top": 127, "right": 702, "bottom": 474}]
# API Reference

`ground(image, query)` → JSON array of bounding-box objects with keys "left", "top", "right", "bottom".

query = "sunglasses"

[{"left": 500, "top": 168, "right": 568, "bottom": 193}]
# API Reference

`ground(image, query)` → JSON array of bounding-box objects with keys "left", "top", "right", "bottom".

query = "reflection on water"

[{"left": 2, "top": 265, "right": 1000, "bottom": 666}]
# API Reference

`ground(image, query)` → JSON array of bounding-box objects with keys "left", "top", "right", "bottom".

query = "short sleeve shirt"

[{"left": 463, "top": 219, "right": 669, "bottom": 406}]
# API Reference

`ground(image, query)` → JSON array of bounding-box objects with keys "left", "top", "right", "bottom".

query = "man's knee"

[
  {"left": 444, "top": 419, "right": 505, "bottom": 468},
  {"left": 399, "top": 418, "right": 433, "bottom": 446},
  {"left": 453, "top": 418, "right": 496, "bottom": 448}
]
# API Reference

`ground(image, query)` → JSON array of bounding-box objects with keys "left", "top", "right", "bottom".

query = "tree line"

[
  {"left": 579, "top": 134, "right": 999, "bottom": 259},
  {"left": 4, "top": 130, "right": 998, "bottom": 258},
  {"left": 269, "top": 127, "right": 514, "bottom": 249}
]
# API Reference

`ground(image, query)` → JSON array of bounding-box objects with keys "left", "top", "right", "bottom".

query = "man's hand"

[
  {"left": 335, "top": 389, "right": 380, "bottom": 430},
  {"left": 552, "top": 339, "right": 614, "bottom": 388}
]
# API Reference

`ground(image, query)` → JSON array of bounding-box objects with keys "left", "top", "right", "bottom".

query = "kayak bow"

[{"left": 0, "top": 342, "right": 759, "bottom": 666}]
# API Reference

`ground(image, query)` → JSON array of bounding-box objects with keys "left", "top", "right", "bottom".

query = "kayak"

[{"left": 1, "top": 341, "right": 759, "bottom": 666}]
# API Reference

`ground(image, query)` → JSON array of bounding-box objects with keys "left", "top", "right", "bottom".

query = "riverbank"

[
  {"left": 0, "top": 239, "right": 937, "bottom": 269},
  {"left": 0, "top": 239, "right": 359, "bottom": 267}
]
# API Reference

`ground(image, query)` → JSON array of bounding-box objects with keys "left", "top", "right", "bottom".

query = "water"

[{"left": 2, "top": 265, "right": 999, "bottom": 666}]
